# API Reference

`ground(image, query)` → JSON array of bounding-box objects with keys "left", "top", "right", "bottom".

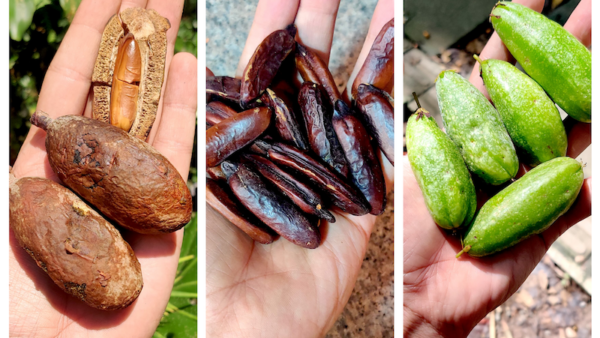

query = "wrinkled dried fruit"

[
  {"left": 207, "top": 178, "right": 276, "bottom": 244},
  {"left": 299, "top": 82, "right": 349, "bottom": 177},
  {"left": 355, "top": 84, "right": 395, "bottom": 166},
  {"left": 206, "top": 76, "right": 242, "bottom": 106},
  {"left": 206, "top": 165, "right": 227, "bottom": 181},
  {"left": 268, "top": 142, "right": 369, "bottom": 216},
  {"left": 351, "top": 18, "right": 394, "bottom": 99},
  {"left": 206, "top": 101, "right": 237, "bottom": 127},
  {"left": 206, "top": 107, "right": 272, "bottom": 167},
  {"left": 228, "top": 163, "right": 321, "bottom": 249},
  {"left": 333, "top": 100, "right": 386, "bottom": 215},
  {"left": 10, "top": 176, "right": 143, "bottom": 310},
  {"left": 295, "top": 43, "right": 341, "bottom": 106},
  {"left": 31, "top": 112, "right": 192, "bottom": 234},
  {"left": 240, "top": 25, "right": 297, "bottom": 108},
  {"left": 243, "top": 154, "right": 335, "bottom": 222},
  {"left": 92, "top": 8, "right": 170, "bottom": 140},
  {"left": 264, "top": 88, "right": 309, "bottom": 150}
]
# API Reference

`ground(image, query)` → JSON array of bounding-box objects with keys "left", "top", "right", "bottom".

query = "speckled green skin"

[
  {"left": 491, "top": 2, "right": 591, "bottom": 123},
  {"left": 436, "top": 70, "right": 518, "bottom": 185},
  {"left": 406, "top": 111, "right": 477, "bottom": 229},
  {"left": 479, "top": 58, "right": 567, "bottom": 167},
  {"left": 463, "top": 157, "right": 584, "bottom": 257}
]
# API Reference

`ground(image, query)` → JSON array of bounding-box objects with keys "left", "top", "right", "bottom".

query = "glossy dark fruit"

[
  {"left": 207, "top": 178, "right": 276, "bottom": 244},
  {"left": 228, "top": 164, "right": 321, "bottom": 249},
  {"left": 206, "top": 76, "right": 242, "bottom": 106},
  {"left": 206, "top": 101, "right": 237, "bottom": 127},
  {"left": 333, "top": 100, "right": 386, "bottom": 215},
  {"left": 355, "top": 84, "right": 395, "bottom": 166},
  {"left": 295, "top": 43, "right": 341, "bottom": 106},
  {"left": 206, "top": 107, "right": 272, "bottom": 167},
  {"left": 264, "top": 88, "right": 309, "bottom": 150}
]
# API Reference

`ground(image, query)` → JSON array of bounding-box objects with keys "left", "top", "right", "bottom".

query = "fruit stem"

[
  {"left": 455, "top": 245, "right": 471, "bottom": 258},
  {"left": 412, "top": 92, "right": 422, "bottom": 109},
  {"left": 30, "top": 111, "right": 53, "bottom": 131},
  {"left": 473, "top": 54, "right": 484, "bottom": 65}
]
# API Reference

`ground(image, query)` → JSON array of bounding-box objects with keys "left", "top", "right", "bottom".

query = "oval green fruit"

[
  {"left": 436, "top": 70, "right": 518, "bottom": 185},
  {"left": 459, "top": 157, "right": 584, "bottom": 257},
  {"left": 491, "top": 2, "right": 591, "bottom": 123},
  {"left": 476, "top": 56, "right": 567, "bottom": 167},
  {"left": 406, "top": 107, "right": 477, "bottom": 229}
]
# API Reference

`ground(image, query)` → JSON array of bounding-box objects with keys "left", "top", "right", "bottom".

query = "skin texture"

[
  {"left": 406, "top": 109, "right": 476, "bottom": 229},
  {"left": 333, "top": 100, "right": 386, "bottom": 215},
  {"left": 10, "top": 0, "right": 196, "bottom": 336},
  {"left": 462, "top": 158, "right": 584, "bottom": 257},
  {"left": 208, "top": 2, "right": 395, "bottom": 335},
  {"left": 206, "top": 107, "right": 272, "bottom": 167},
  {"left": 491, "top": 2, "right": 591, "bottom": 122},
  {"left": 34, "top": 114, "right": 193, "bottom": 235},
  {"left": 228, "top": 164, "right": 321, "bottom": 249},
  {"left": 477, "top": 57, "right": 567, "bottom": 166},
  {"left": 436, "top": 70, "right": 518, "bottom": 185},
  {"left": 404, "top": 0, "right": 592, "bottom": 336},
  {"left": 10, "top": 177, "right": 143, "bottom": 310}
]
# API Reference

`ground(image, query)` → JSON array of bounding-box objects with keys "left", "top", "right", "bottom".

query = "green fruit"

[
  {"left": 475, "top": 56, "right": 567, "bottom": 167},
  {"left": 459, "top": 157, "right": 584, "bottom": 257},
  {"left": 436, "top": 70, "right": 518, "bottom": 185},
  {"left": 406, "top": 106, "right": 477, "bottom": 229},
  {"left": 491, "top": 2, "right": 591, "bottom": 123}
]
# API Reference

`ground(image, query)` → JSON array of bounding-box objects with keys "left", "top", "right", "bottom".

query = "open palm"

[
  {"left": 403, "top": 0, "right": 591, "bottom": 337},
  {"left": 10, "top": 0, "right": 197, "bottom": 337},
  {"left": 206, "top": 0, "right": 394, "bottom": 336}
]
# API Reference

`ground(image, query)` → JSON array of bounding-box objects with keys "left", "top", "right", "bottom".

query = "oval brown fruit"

[
  {"left": 31, "top": 112, "right": 193, "bottom": 234},
  {"left": 9, "top": 176, "right": 143, "bottom": 310}
]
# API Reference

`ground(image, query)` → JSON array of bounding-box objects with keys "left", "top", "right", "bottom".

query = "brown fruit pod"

[
  {"left": 268, "top": 142, "right": 370, "bottom": 216},
  {"left": 206, "top": 107, "right": 272, "bottom": 167},
  {"left": 299, "top": 82, "right": 349, "bottom": 178},
  {"left": 243, "top": 154, "right": 336, "bottom": 223},
  {"left": 206, "top": 179, "right": 276, "bottom": 244},
  {"left": 295, "top": 42, "right": 341, "bottom": 106},
  {"left": 10, "top": 176, "right": 143, "bottom": 310},
  {"left": 240, "top": 25, "right": 297, "bottom": 108},
  {"left": 92, "top": 7, "right": 170, "bottom": 140},
  {"left": 351, "top": 18, "right": 394, "bottom": 100},
  {"left": 332, "top": 100, "right": 386, "bottom": 215},
  {"left": 206, "top": 165, "right": 227, "bottom": 181},
  {"left": 228, "top": 163, "right": 321, "bottom": 249},
  {"left": 30, "top": 112, "right": 192, "bottom": 234},
  {"left": 355, "top": 84, "right": 395, "bottom": 166},
  {"left": 264, "top": 88, "right": 309, "bottom": 150}
]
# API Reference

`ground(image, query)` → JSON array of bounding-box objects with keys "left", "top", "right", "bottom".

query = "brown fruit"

[
  {"left": 92, "top": 7, "right": 170, "bottom": 140},
  {"left": 30, "top": 112, "right": 192, "bottom": 235},
  {"left": 9, "top": 176, "right": 143, "bottom": 310}
]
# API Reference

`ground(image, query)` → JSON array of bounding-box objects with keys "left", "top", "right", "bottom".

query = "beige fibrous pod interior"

[{"left": 92, "top": 7, "right": 170, "bottom": 140}]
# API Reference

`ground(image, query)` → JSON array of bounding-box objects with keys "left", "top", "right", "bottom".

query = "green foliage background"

[{"left": 9, "top": 0, "right": 198, "bottom": 337}]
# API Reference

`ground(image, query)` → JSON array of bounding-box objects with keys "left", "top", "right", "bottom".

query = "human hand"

[
  {"left": 10, "top": 0, "right": 197, "bottom": 337},
  {"left": 206, "top": 0, "right": 394, "bottom": 336},
  {"left": 403, "top": 0, "right": 591, "bottom": 336}
]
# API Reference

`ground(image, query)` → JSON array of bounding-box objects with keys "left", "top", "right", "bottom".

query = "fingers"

[
  {"left": 234, "top": 0, "right": 300, "bottom": 77},
  {"left": 564, "top": 0, "right": 591, "bottom": 47},
  {"left": 469, "top": 0, "right": 545, "bottom": 95},
  {"left": 293, "top": 0, "right": 341, "bottom": 63},
  {"left": 342, "top": 0, "right": 394, "bottom": 100},
  {"left": 120, "top": 0, "right": 148, "bottom": 12},
  {"left": 151, "top": 52, "right": 198, "bottom": 180}
]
